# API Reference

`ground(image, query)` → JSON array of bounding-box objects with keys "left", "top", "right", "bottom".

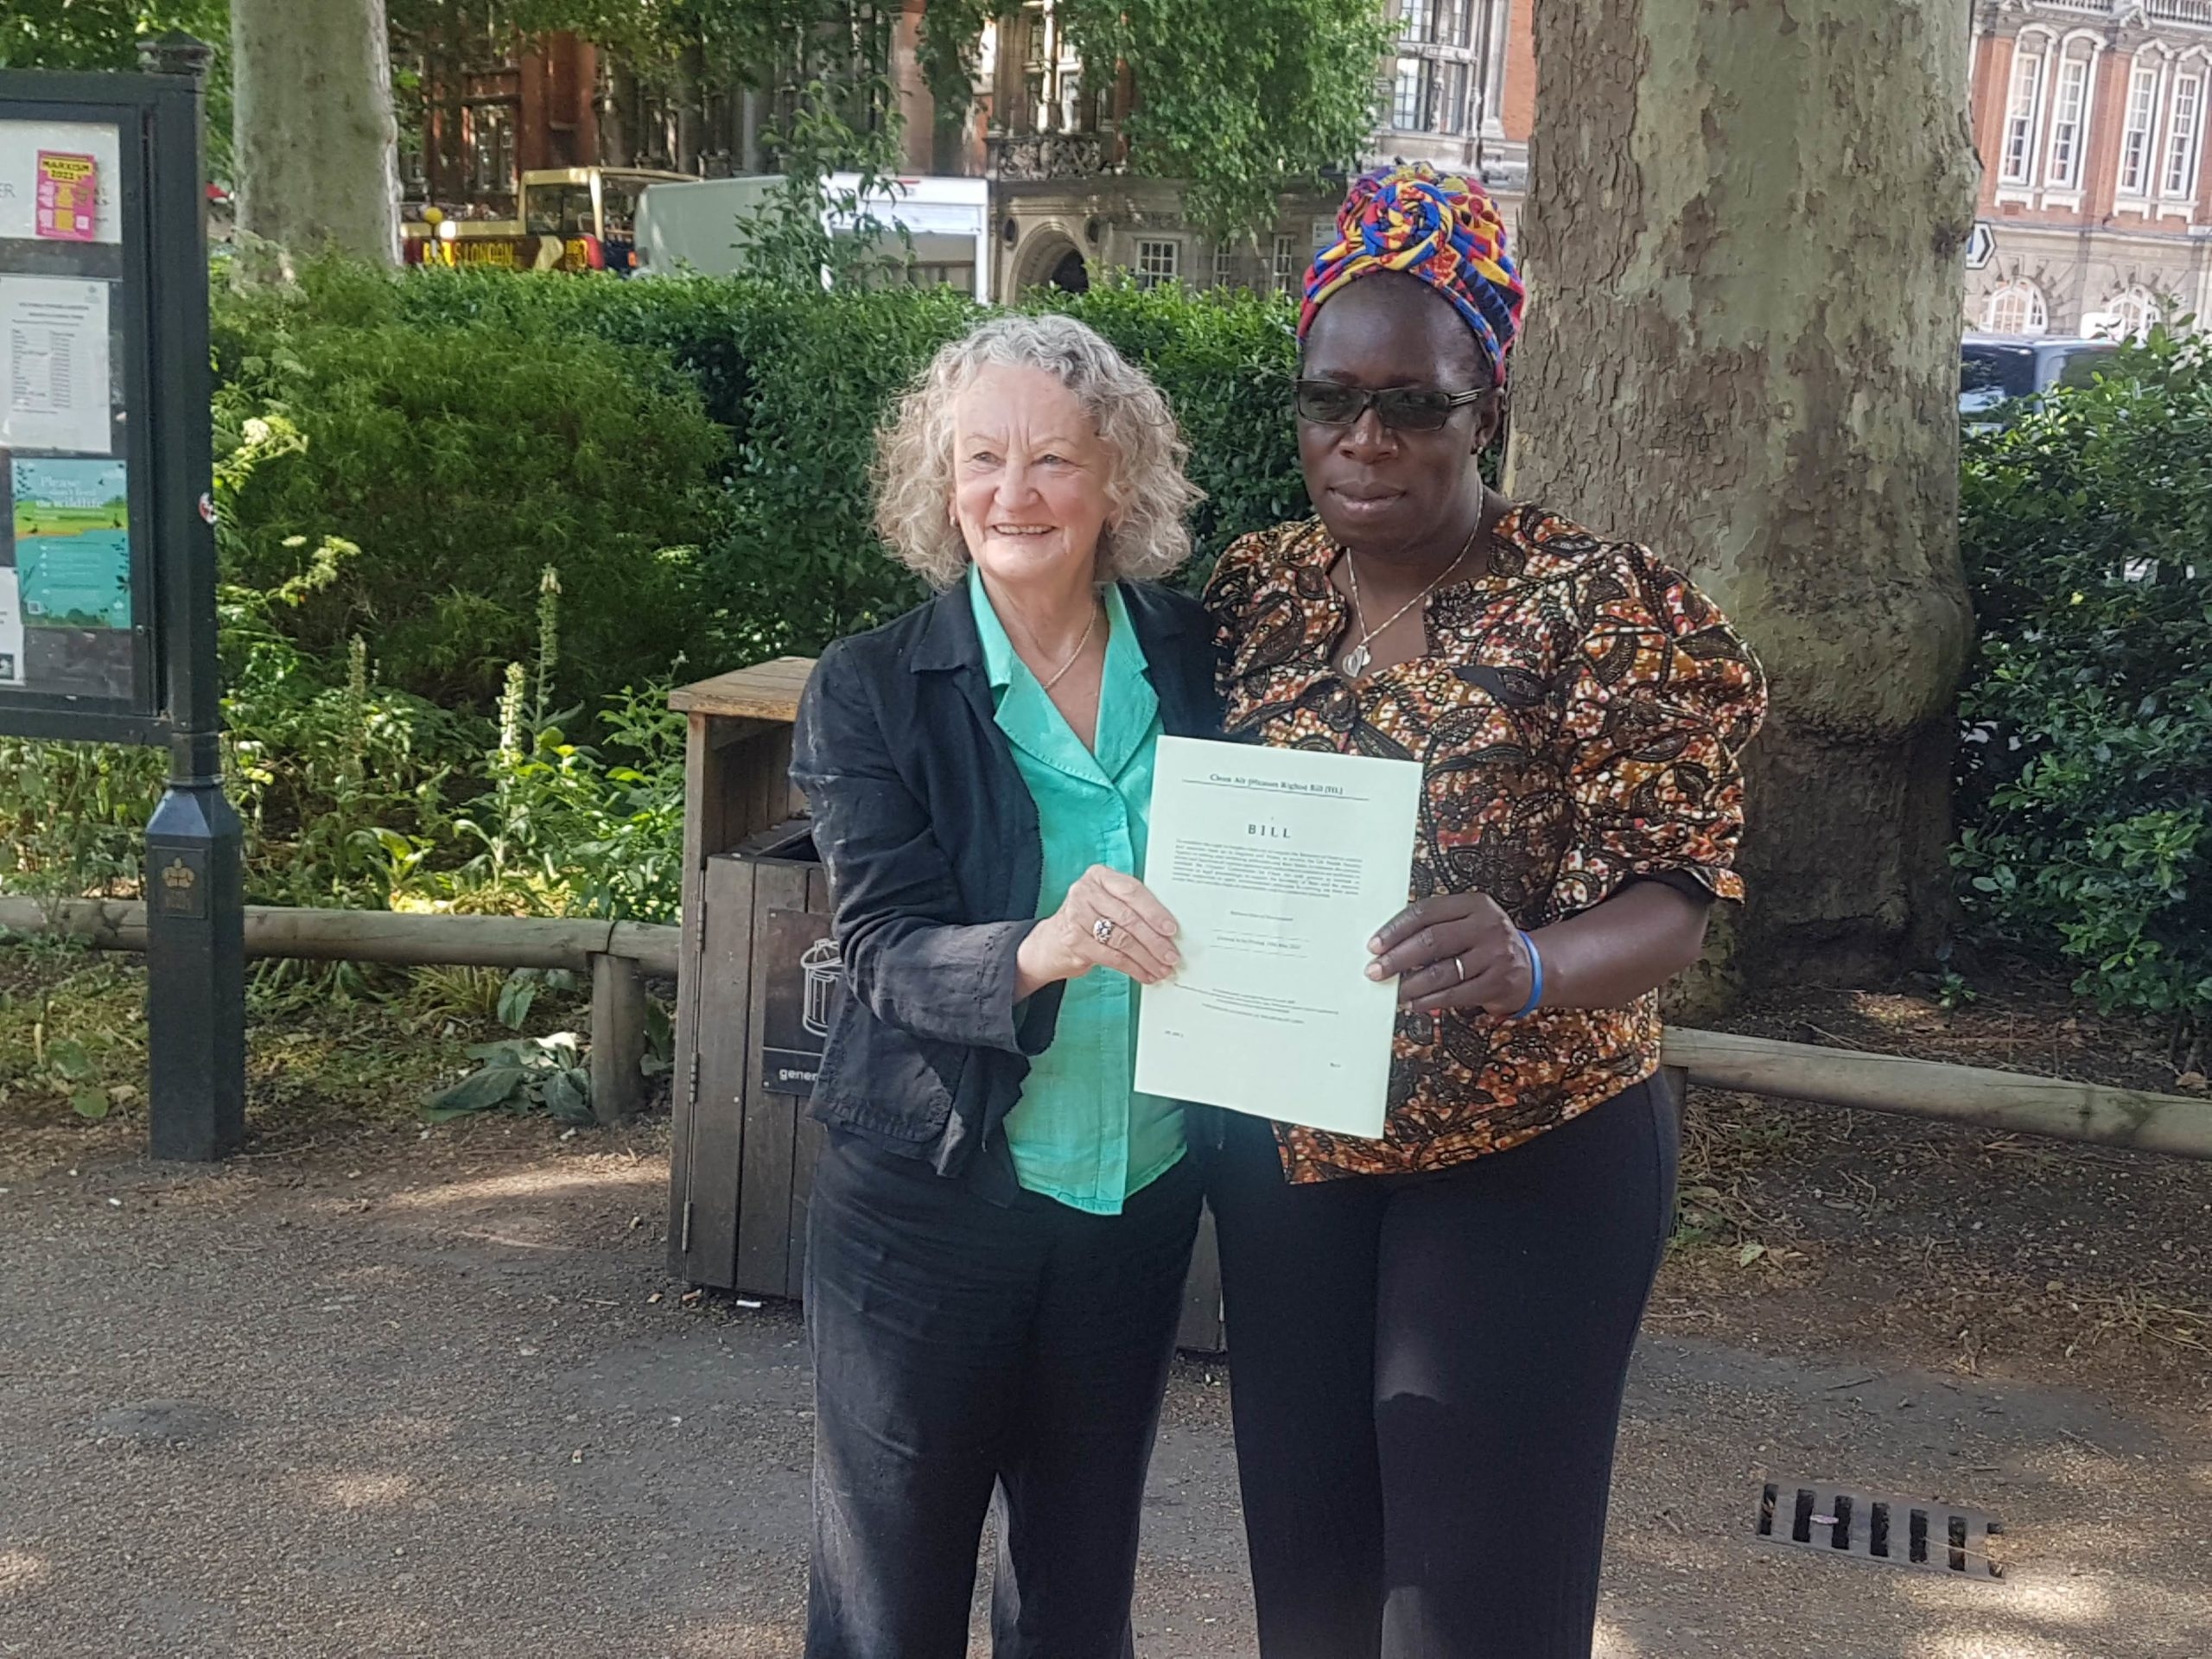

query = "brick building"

[
  {"left": 399, "top": 31, "right": 605, "bottom": 218},
  {"left": 1374, "top": 0, "right": 1532, "bottom": 197},
  {"left": 1967, "top": 0, "right": 2212, "bottom": 336}
]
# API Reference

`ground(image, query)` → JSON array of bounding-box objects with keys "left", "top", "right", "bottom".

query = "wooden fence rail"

[
  {"left": 0, "top": 896, "right": 677, "bottom": 1122},
  {"left": 1660, "top": 1027, "right": 2212, "bottom": 1160},
  {"left": 6, "top": 895, "right": 2211, "bottom": 1160}
]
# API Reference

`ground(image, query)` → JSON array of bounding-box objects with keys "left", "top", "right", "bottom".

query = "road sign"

[{"left": 1965, "top": 221, "right": 1996, "bottom": 271}]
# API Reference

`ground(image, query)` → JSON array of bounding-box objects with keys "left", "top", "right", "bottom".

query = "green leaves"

[
  {"left": 495, "top": 969, "right": 541, "bottom": 1032},
  {"left": 41, "top": 1035, "right": 92, "bottom": 1084},
  {"left": 423, "top": 1032, "right": 595, "bottom": 1122},
  {"left": 915, "top": 0, "right": 994, "bottom": 117},
  {"left": 1058, "top": 0, "right": 1389, "bottom": 239},
  {"left": 48, "top": 1033, "right": 118, "bottom": 1117},
  {"left": 1955, "top": 327, "right": 2212, "bottom": 1040},
  {"left": 0, "top": 6, "right": 231, "bottom": 104},
  {"left": 423, "top": 1058, "right": 529, "bottom": 1118},
  {"left": 209, "top": 261, "right": 730, "bottom": 716}
]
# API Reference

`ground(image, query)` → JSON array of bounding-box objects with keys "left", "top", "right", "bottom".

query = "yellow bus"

[{"left": 404, "top": 167, "right": 691, "bottom": 274}]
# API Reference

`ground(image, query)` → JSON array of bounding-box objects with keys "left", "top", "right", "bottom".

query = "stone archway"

[{"left": 1012, "top": 228, "right": 1089, "bottom": 296}]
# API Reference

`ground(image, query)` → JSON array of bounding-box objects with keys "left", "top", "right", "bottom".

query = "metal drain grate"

[{"left": 1755, "top": 1482, "right": 2002, "bottom": 1579}]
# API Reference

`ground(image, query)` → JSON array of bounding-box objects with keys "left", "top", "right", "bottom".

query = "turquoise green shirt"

[{"left": 969, "top": 568, "right": 1185, "bottom": 1214}]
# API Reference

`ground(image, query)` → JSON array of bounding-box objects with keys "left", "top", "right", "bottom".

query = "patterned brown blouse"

[{"left": 1202, "top": 505, "right": 1768, "bottom": 1183}]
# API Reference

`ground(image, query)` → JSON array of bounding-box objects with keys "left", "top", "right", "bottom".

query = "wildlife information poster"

[{"left": 4, "top": 455, "right": 132, "bottom": 698}]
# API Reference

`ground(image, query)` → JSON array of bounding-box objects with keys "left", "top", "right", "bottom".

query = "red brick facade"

[{"left": 1966, "top": 3, "right": 2212, "bottom": 335}]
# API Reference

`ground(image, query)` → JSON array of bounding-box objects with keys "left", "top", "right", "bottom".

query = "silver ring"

[
  {"left": 1092, "top": 917, "right": 1116, "bottom": 947},
  {"left": 1455, "top": 956, "right": 1468, "bottom": 984}
]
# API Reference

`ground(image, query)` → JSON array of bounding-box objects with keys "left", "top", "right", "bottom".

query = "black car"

[{"left": 1961, "top": 334, "right": 2120, "bottom": 418}]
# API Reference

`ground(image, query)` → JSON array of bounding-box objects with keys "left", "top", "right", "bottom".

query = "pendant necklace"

[{"left": 1340, "top": 524, "right": 1481, "bottom": 679}]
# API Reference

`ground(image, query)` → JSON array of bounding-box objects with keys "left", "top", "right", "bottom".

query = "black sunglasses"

[{"left": 1294, "top": 379, "right": 1490, "bottom": 433}]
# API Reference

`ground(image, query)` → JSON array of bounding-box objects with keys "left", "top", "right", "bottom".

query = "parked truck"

[{"left": 632, "top": 173, "right": 992, "bottom": 301}]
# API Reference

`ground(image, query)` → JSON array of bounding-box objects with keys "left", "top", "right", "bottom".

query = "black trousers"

[
  {"left": 1209, "top": 1077, "right": 1680, "bottom": 1659},
  {"left": 804, "top": 1133, "right": 1205, "bottom": 1659}
]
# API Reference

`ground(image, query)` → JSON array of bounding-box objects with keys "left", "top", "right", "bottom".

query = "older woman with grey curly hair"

[{"left": 789, "top": 312, "right": 1221, "bottom": 1659}]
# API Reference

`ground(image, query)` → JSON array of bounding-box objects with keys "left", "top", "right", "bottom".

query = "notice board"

[{"left": 0, "top": 75, "right": 206, "bottom": 745}]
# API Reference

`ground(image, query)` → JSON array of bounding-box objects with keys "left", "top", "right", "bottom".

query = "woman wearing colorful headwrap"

[{"left": 1203, "top": 162, "right": 1768, "bottom": 1657}]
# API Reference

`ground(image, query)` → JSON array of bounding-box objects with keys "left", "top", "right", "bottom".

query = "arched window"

[
  {"left": 1983, "top": 280, "right": 2050, "bottom": 336},
  {"left": 2102, "top": 287, "right": 2163, "bottom": 340}
]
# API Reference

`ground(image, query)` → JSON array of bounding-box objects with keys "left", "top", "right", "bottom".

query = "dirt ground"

[
  {"left": 1678, "top": 972, "right": 2212, "bottom": 1413},
  {"left": 2, "top": 956, "right": 2209, "bottom": 1657}
]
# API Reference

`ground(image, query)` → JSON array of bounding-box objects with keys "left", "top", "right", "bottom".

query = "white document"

[
  {"left": 0, "top": 568, "right": 22, "bottom": 686},
  {"left": 1, "top": 276, "right": 111, "bottom": 454},
  {"left": 1135, "top": 736, "right": 1423, "bottom": 1137}
]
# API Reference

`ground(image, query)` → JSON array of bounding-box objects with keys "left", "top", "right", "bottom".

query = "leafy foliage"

[
  {"left": 913, "top": 0, "right": 992, "bottom": 119},
  {"left": 0, "top": 945, "right": 148, "bottom": 1124},
  {"left": 0, "top": 0, "right": 222, "bottom": 67},
  {"left": 9, "top": 0, "right": 1380, "bottom": 245},
  {"left": 1059, "top": 0, "right": 1389, "bottom": 238},
  {"left": 728, "top": 86, "right": 916, "bottom": 293},
  {"left": 0, "top": 0, "right": 234, "bottom": 175},
  {"left": 423, "top": 1030, "right": 594, "bottom": 1121},
  {"left": 1036, "top": 280, "right": 1305, "bottom": 568},
  {"left": 1955, "top": 329, "right": 2212, "bottom": 1045},
  {"left": 254, "top": 260, "right": 1308, "bottom": 654},
  {"left": 6, "top": 340, "right": 694, "bottom": 930},
  {"left": 391, "top": 0, "right": 1379, "bottom": 244},
  {"left": 210, "top": 263, "right": 729, "bottom": 713}
]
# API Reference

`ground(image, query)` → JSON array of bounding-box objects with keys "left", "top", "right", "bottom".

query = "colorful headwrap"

[{"left": 1300, "top": 162, "right": 1526, "bottom": 385}]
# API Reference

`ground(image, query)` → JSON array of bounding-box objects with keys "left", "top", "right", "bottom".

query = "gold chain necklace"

[{"left": 1037, "top": 602, "right": 1101, "bottom": 692}]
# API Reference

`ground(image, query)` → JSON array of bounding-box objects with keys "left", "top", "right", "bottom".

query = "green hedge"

[
  {"left": 212, "top": 270, "right": 731, "bottom": 713},
  {"left": 210, "top": 264, "right": 1306, "bottom": 711},
  {"left": 1955, "top": 329, "right": 2212, "bottom": 1039}
]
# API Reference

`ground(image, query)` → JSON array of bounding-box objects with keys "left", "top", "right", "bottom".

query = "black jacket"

[{"left": 789, "top": 580, "right": 1226, "bottom": 1179}]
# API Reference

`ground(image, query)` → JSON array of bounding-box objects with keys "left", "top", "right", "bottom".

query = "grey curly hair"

[{"left": 873, "top": 313, "right": 1204, "bottom": 588}]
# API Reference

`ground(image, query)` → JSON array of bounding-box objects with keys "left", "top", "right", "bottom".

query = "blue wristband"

[{"left": 1513, "top": 931, "right": 1544, "bottom": 1019}]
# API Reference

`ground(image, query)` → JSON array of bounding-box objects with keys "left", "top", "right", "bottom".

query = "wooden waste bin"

[{"left": 664, "top": 657, "right": 1225, "bottom": 1351}]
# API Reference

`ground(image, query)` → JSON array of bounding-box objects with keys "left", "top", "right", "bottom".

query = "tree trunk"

[
  {"left": 603, "top": 61, "right": 636, "bottom": 167},
  {"left": 230, "top": 0, "right": 400, "bottom": 273},
  {"left": 1506, "top": 0, "right": 1980, "bottom": 995},
  {"left": 675, "top": 41, "right": 706, "bottom": 175}
]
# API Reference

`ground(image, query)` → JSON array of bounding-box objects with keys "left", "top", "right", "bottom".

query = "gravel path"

[{"left": 3, "top": 1117, "right": 2207, "bottom": 1658}]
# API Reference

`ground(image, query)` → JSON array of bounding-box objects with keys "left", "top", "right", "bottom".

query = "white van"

[{"left": 633, "top": 173, "right": 992, "bottom": 302}]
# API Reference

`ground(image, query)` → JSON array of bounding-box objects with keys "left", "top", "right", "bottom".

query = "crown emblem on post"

[{"left": 162, "top": 857, "right": 195, "bottom": 891}]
